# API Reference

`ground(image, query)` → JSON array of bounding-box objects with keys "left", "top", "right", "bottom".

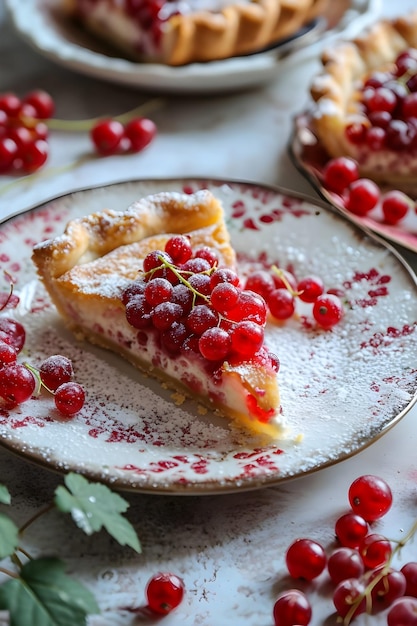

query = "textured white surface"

[{"left": 2, "top": 1, "right": 417, "bottom": 624}]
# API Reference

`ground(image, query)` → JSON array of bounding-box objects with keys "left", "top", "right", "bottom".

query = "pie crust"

[
  {"left": 309, "top": 10, "right": 417, "bottom": 188},
  {"left": 32, "top": 190, "right": 283, "bottom": 438},
  {"left": 62, "top": 0, "right": 329, "bottom": 66}
]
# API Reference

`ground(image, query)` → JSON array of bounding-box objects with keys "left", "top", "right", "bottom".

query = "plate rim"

[{"left": 1, "top": 175, "right": 417, "bottom": 495}]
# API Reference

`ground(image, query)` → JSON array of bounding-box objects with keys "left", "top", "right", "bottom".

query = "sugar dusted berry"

[
  {"left": 54, "top": 381, "right": 86, "bottom": 417},
  {"left": 39, "top": 354, "right": 74, "bottom": 391}
]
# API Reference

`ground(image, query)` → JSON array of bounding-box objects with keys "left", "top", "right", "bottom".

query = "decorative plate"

[
  {"left": 1, "top": 178, "right": 417, "bottom": 495},
  {"left": 290, "top": 113, "right": 417, "bottom": 254},
  {"left": 5, "top": 0, "right": 381, "bottom": 94}
]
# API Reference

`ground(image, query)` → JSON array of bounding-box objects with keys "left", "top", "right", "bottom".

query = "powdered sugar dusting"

[{"left": 1, "top": 178, "right": 417, "bottom": 494}]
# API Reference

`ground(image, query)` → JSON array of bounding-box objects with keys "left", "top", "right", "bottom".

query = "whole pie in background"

[{"left": 61, "top": 0, "right": 329, "bottom": 65}]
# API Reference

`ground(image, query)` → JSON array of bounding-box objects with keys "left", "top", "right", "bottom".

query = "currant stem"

[
  {"left": 18, "top": 502, "right": 55, "bottom": 536},
  {"left": 152, "top": 255, "right": 213, "bottom": 304},
  {"left": 343, "top": 516, "right": 417, "bottom": 624},
  {"left": 0, "top": 154, "right": 95, "bottom": 197},
  {"left": 23, "top": 98, "right": 165, "bottom": 132},
  {"left": 23, "top": 362, "right": 54, "bottom": 396},
  {"left": 271, "top": 265, "right": 302, "bottom": 297},
  {"left": 0, "top": 566, "right": 18, "bottom": 579}
]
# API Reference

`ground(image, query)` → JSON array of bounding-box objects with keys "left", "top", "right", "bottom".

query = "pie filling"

[{"left": 32, "top": 190, "right": 283, "bottom": 439}]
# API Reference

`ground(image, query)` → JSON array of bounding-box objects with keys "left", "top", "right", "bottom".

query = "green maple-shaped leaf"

[
  {"left": 0, "top": 513, "right": 19, "bottom": 559},
  {"left": 0, "top": 557, "right": 99, "bottom": 626},
  {"left": 54, "top": 473, "right": 141, "bottom": 553},
  {"left": 0, "top": 483, "right": 11, "bottom": 505}
]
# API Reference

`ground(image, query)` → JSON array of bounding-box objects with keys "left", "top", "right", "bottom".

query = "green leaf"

[
  {"left": 54, "top": 473, "right": 141, "bottom": 553},
  {"left": 0, "top": 483, "right": 11, "bottom": 505},
  {"left": 0, "top": 557, "right": 99, "bottom": 626},
  {"left": 0, "top": 513, "right": 19, "bottom": 559}
]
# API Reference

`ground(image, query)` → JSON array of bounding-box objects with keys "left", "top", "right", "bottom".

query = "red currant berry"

[
  {"left": 333, "top": 577, "right": 367, "bottom": 619},
  {"left": 0, "top": 318, "right": 26, "bottom": 353},
  {"left": 186, "top": 305, "right": 219, "bottom": 335},
  {"left": 121, "top": 279, "right": 146, "bottom": 305},
  {"left": 143, "top": 250, "right": 172, "bottom": 275},
  {"left": 0, "top": 364, "right": 36, "bottom": 405},
  {"left": 297, "top": 276, "right": 324, "bottom": 303},
  {"left": 327, "top": 547, "right": 365, "bottom": 585},
  {"left": 146, "top": 572, "right": 184, "bottom": 615},
  {"left": 22, "top": 90, "right": 55, "bottom": 119},
  {"left": 164, "top": 235, "right": 192, "bottom": 265},
  {"left": 151, "top": 302, "right": 183, "bottom": 331},
  {"left": 0, "top": 341, "right": 17, "bottom": 367},
  {"left": 268, "top": 288, "right": 295, "bottom": 320},
  {"left": 228, "top": 291, "right": 267, "bottom": 325},
  {"left": 144, "top": 277, "right": 173, "bottom": 307},
  {"left": 54, "top": 381, "right": 85, "bottom": 416},
  {"left": 348, "top": 474, "right": 393, "bottom": 521},
  {"left": 345, "top": 178, "right": 380, "bottom": 216},
  {"left": 124, "top": 117, "right": 156, "bottom": 152},
  {"left": 387, "top": 597, "right": 417, "bottom": 626},
  {"left": 244, "top": 270, "right": 275, "bottom": 300},
  {"left": 273, "top": 589, "right": 312, "bottom": 626},
  {"left": 370, "top": 567, "right": 406, "bottom": 610},
  {"left": 401, "top": 563, "right": 417, "bottom": 597},
  {"left": 193, "top": 246, "right": 218, "bottom": 268},
  {"left": 323, "top": 157, "right": 359, "bottom": 194},
  {"left": 0, "top": 137, "right": 18, "bottom": 172},
  {"left": 209, "top": 268, "right": 240, "bottom": 289},
  {"left": 90, "top": 118, "right": 124, "bottom": 156},
  {"left": 161, "top": 321, "right": 187, "bottom": 353},
  {"left": 335, "top": 512, "right": 368, "bottom": 548},
  {"left": 125, "top": 294, "right": 152, "bottom": 329},
  {"left": 381, "top": 190, "right": 411, "bottom": 225},
  {"left": 286, "top": 538, "right": 327, "bottom": 581},
  {"left": 312, "top": 293, "right": 343, "bottom": 329},
  {"left": 199, "top": 327, "right": 231, "bottom": 361},
  {"left": 230, "top": 320, "right": 264, "bottom": 357},
  {"left": 210, "top": 282, "right": 239, "bottom": 312},
  {"left": 359, "top": 533, "right": 392, "bottom": 569},
  {"left": 0, "top": 92, "right": 21, "bottom": 117},
  {"left": 20, "top": 139, "right": 49, "bottom": 173},
  {"left": 39, "top": 355, "right": 74, "bottom": 391}
]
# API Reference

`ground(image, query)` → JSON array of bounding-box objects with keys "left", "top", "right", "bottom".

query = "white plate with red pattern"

[
  {"left": 5, "top": 0, "right": 381, "bottom": 94},
  {"left": 1, "top": 178, "right": 417, "bottom": 495}
]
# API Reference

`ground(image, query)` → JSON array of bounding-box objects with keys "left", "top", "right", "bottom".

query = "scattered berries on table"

[
  {"left": 145, "top": 572, "right": 185, "bottom": 615},
  {"left": 0, "top": 89, "right": 158, "bottom": 175},
  {"left": 274, "top": 473, "right": 417, "bottom": 625}
]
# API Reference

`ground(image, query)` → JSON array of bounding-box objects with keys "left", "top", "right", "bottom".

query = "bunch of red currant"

[
  {"left": 0, "top": 89, "right": 157, "bottom": 174},
  {"left": 273, "top": 474, "right": 417, "bottom": 626},
  {"left": 322, "top": 155, "right": 415, "bottom": 225},
  {"left": 244, "top": 267, "right": 344, "bottom": 329},
  {"left": 346, "top": 48, "right": 417, "bottom": 155},
  {"left": 122, "top": 235, "right": 279, "bottom": 366},
  {"left": 0, "top": 316, "right": 85, "bottom": 417}
]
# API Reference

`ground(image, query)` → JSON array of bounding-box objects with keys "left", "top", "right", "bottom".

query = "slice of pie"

[
  {"left": 309, "top": 10, "right": 417, "bottom": 191},
  {"left": 32, "top": 190, "right": 283, "bottom": 438},
  {"left": 61, "top": 0, "right": 329, "bottom": 66}
]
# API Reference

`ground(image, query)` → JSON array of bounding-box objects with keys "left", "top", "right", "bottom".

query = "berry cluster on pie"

[
  {"left": 32, "top": 190, "right": 283, "bottom": 438},
  {"left": 309, "top": 10, "right": 417, "bottom": 193},
  {"left": 61, "top": 0, "right": 328, "bottom": 66}
]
